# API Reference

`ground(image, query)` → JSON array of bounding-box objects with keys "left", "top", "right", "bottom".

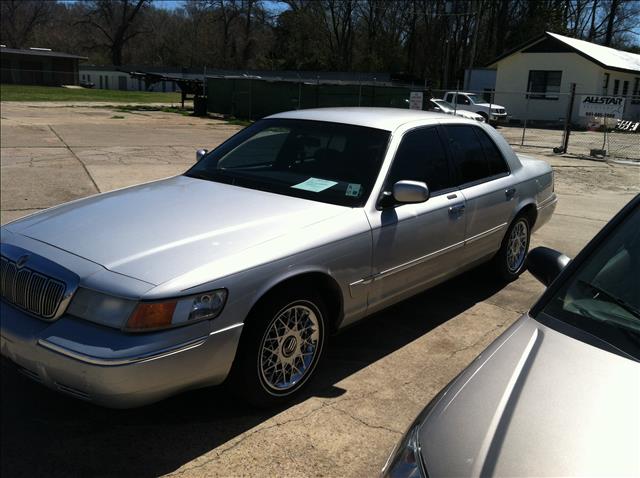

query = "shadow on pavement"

[{"left": 1, "top": 266, "right": 510, "bottom": 477}]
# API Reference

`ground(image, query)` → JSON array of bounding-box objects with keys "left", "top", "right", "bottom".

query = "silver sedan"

[
  {"left": 1, "top": 108, "right": 556, "bottom": 408},
  {"left": 382, "top": 195, "right": 639, "bottom": 478}
]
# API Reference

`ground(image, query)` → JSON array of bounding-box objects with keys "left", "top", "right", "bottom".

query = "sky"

[{"left": 153, "top": 0, "right": 288, "bottom": 13}]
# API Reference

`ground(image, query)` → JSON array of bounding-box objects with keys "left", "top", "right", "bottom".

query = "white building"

[
  {"left": 487, "top": 32, "right": 640, "bottom": 124},
  {"left": 78, "top": 65, "right": 205, "bottom": 92}
]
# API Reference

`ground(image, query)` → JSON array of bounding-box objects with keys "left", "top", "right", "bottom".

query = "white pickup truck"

[{"left": 443, "top": 92, "right": 508, "bottom": 124}]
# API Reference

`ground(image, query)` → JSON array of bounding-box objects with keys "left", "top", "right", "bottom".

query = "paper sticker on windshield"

[
  {"left": 345, "top": 183, "right": 362, "bottom": 197},
  {"left": 292, "top": 177, "right": 338, "bottom": 193}
]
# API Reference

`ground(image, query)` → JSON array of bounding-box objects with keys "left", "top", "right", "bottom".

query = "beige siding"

[{"left": 494, "top": 52, "right": 604, "bottom": 122}]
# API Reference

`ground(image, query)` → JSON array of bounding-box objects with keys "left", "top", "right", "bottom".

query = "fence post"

[
  {"left": 559, "top": 83, "right": 577, "bottom": 153},
  {"left": 521, "top": 92, "right": 530, "bottom": 146}
]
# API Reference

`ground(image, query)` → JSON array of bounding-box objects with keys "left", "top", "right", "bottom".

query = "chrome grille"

[{"left": 0, "top": 255, "right": 66, "bottom": 319}]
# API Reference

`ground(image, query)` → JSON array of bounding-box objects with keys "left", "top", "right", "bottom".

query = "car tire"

[
  {"left": 477, "top": 111, "right": 489, "bottom": 121},
  {"left": 231, "top": 286, "right": 327, "bottom": 408},
  {"left": 494, "top": 215, "right": 531, "bottom": 281}
]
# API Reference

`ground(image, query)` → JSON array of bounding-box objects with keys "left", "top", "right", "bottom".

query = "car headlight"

[
  {"left": 381, "top": 423, "right": 426, "bottom": 478},
  {"left": 67, "top": 288, "right": 138, "bottom": 328},
  {"left": 125, "top": 289, "right": 228, "bottom": 331}
]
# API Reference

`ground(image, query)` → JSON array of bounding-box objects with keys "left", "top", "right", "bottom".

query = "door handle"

[
  {"left": 505, "top": 187, "right": 516, "bottom": 200},
  {"left": 449, "top": 204, "right": 465, "bottom": 217}
]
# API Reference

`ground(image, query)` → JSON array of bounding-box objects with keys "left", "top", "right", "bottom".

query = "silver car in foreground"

[
  {"left": 382, "top": 194, "right": 639, "bottom": 478},
  {"left": 1, "top": 108, "right": 556, "bottom": 408}
]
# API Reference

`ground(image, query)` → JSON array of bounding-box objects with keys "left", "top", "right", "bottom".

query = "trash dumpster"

[{"left": 194, "top": 95, "right": 207, "bottom": 116}]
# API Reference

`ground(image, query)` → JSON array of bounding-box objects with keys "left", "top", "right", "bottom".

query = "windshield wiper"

[{"left": 578, "top": 279, "right": 640, "bottom": 319}]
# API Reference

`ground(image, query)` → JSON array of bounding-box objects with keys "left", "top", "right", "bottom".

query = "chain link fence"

[{"left": 431, "top": 88, "right": 639, "bottom": 161}]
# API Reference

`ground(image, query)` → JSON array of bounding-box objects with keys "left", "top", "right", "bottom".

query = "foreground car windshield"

[
  {"left": 542, "top": 206, "right": 640, "bottom": 358},
  {"left": 186, "top": 119, "right": 390, "bottom": 207}
]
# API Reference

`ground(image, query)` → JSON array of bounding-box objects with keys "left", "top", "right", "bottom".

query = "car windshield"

[
  {"left": 432, "top": 100, "right": 454, "bottom": 112},
  {"left": 466, "top": 94, "right": 481, "bottom": 103},
  {"left": 185, "top": 119, "right": 390, "bottom": 207},
  {"left": 541, "top": 205, "right": 640, "bottom": 359}
]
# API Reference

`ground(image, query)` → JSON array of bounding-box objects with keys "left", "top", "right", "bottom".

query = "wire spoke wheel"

[
  {"left": 259, "top": 303, "right": 321, "bottom": 392},
  {"left": 506, "top": 219, "right": 529, "bottom": 273}
]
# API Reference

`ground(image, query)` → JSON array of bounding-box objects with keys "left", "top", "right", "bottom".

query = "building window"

[
  {"left": 613, "top": 79, "right": 620, "bottom": 95},
  {"left": 603, "top": 73, "right": 610, "bottom": 92},
  {"left": 527, "top": 70, "right": 562, "bottom": 99},
  {"left": 632, "top": 77, "right": 639, "bottom": 104},
  {"left": 99, "top": 76, "right": 103, "bottom": 88},
  {"left": 622, "top": 80, "right": 629, "bottom": 96},
  {"left": 105, "top": 76, "right": 109, "bottom": 89}
]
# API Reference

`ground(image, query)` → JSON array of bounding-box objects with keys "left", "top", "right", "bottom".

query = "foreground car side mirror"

[
  {"left": 393, "top": 180, "right": 430, "bottom": 204},
  {"left": 196, "top": 149, "right": 208, "bottom": 162},
  {"left": 527, "top": 246, "right": 571, "bottom": 286}
]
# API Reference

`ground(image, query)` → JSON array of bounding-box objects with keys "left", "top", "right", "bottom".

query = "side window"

[
  {"left": 457, "top": 94, "right": 470, "bottom": 105},
  {"left": 446, "top": 93, "right": 454, "bottom": 103},
  {"left": 474, "top": 128, "right": 510, "bottom": 176},
  {"left": 387, "top": 127, "right": 454, "bottom": 194},
  {"left": 445, "top": 125, "right": 491, "bottom": 184}
]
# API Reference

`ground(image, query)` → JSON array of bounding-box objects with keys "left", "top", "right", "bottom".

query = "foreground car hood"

[
  {"left": 5, "top": 176, "right": 348, "bottom": 285},
  {"left": 418, "top": 315, "right": 640, "bottom": 477}
]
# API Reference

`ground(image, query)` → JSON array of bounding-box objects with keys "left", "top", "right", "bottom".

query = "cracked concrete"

[{"left": 1, "top": 102, "right": 638, "bottom": 478}]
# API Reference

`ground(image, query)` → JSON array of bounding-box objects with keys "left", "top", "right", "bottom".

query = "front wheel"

[
  {"left": 494, "top": 215, "right": 531, "bottom": 281},
  {"left": 231, "top": 287, "right": 326, "bottom": 408}
]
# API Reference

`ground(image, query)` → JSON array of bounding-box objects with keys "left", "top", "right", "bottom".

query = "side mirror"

[
  {"left": 526, "top": 246, "right": 571, "bottom": 287},
  {"left": 433, "top": 106, "right": 442, "bottom": 112},
  {"left": 196, "top": 149, "right": 208, "bottom": 162},
  {"left": 393, "top": 180, "right": 430, "bottom": 204}
]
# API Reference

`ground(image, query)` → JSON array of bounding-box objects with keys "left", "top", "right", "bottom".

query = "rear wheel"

[
  {"left": 494, "top": 215, "right": 531, "bottom": 281},
  {"left": 231, "top": 287, "right": 326, "bottom": 407}
]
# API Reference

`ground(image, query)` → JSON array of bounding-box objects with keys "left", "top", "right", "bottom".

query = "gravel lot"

[{"left": 1, "top": 102, "right": 638, "bottom": 478}]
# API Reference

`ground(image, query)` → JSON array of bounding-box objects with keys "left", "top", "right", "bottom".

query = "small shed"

[{"left": 0, "top": 46, "right": 88, "bottom": 86}]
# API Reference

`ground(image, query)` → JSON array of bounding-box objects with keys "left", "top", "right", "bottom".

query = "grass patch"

[
  {"left": 1, "top": 84, "right": 181, "bottom": 103},
  {"left": 110, "top": 115, "right": 125, "bottom": 119},
  {"left": 111, "top": 104, "right": 192, "bottom": 116}
]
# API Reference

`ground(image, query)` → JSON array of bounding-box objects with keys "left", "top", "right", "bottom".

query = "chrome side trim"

[
  {"left": 465, "top": 223, "right": 507, "bottom": 245},
  {"left": 37, "top": 335, "right": 208, "bottom": 366},
  {"left": 351, "top": 240, "right": 466, "bottom": 288},
  {"left": 209, "top": 322, "right": 243, "bottom": 336},
  {"left": 351, "top": 223, "right": 508, "bottom": 289},
  {"left": 377, "top": 240, "right": 465, "bottom": 279},
  {"left": 537, "top": 195, "right": 557, "bottom": 211}
]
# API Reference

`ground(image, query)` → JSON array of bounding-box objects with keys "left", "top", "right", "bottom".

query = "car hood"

[
  {"left": 5, "top": 176, "right": 349, "bottom": 286},
  {"left": 418, "top": 315, "right": 640, "bottom": 477}
]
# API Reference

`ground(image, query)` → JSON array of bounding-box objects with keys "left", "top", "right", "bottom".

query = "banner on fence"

[{"left": 578, "top": 95, "right": 626, "bottom": 120}]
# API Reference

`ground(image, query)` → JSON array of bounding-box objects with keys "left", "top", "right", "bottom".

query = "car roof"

[{"left": 266, "top": 107, "right": 449, "bottom": 131}]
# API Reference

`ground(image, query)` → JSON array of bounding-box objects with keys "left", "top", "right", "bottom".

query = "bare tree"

[
  {"left": 0, "top": 0, "right": 54, "bottom": 48},
  {"left": 77, "top": 0, "right": 150, "bottom": 65}
]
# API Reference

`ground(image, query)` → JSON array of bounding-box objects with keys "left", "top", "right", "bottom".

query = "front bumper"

[
  {"left": 0, "top": 301, "right": 243, "bottom": 408},
  {"left": 490, "top": 112, "right": 508, "bottom": 122}
]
